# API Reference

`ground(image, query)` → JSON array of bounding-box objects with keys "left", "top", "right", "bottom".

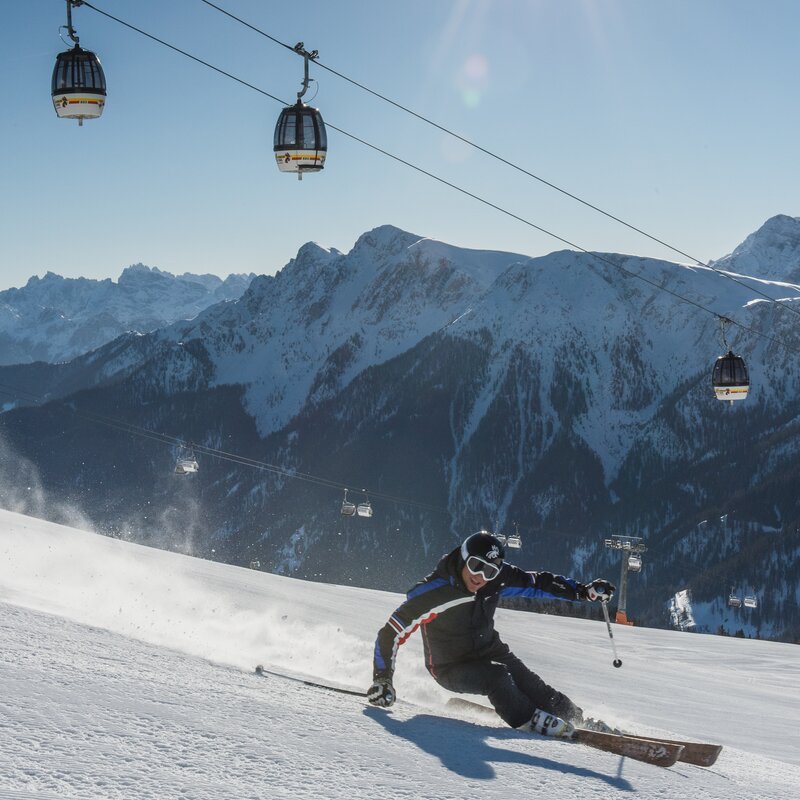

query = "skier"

[{"left": 367, "top": 530, "right": 615, "bottom": 735}]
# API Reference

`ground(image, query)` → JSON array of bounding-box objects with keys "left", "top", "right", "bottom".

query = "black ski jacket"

[{"left": 372, "top": 547, "right": 585, "bottom": 680}]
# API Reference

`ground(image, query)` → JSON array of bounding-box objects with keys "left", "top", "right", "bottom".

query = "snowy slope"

[{"left": 1, "top": 510, "right": 798, "bottom": 800}]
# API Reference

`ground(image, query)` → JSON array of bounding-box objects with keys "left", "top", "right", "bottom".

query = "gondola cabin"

[
  {"left": 505, "top": 534, "right": 522, "bottom": 549},
  {"left": 356, "top": 501, "right": 373, "bottom": 518},
  {"left": 743, "top": 595, "right": 758, "bottom": 609},
  {"left": 175, "top": 457, "right": 199, "bottom": 475},
  {"left": 52, "top": 45, "right": 106, "bottom": 124},
  {"left": 274, "top": 102, "right": 327, "bottom": 178},
  {"left": 340, "top": 490, "right": 356, "bottom": 516},
  {"left": 712, "top": 350, "right": 749, "bottom": 403},
  {"left": 728, "top": 593, "right": 742, "bottom": 608},
  {"left": 627, "top": 554, "right": 642, "bottom": 572}
]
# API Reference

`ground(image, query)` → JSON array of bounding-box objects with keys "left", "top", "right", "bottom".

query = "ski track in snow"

[{"left": 1, "top": 509, "right": 799, "bottom": 799}]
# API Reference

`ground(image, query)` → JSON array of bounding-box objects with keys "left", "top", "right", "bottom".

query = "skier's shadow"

[{"left": 364, "top": 708, "right": 633, "bottom": 789}]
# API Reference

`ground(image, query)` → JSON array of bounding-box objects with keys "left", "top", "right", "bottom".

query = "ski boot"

[{"left": 518, "top": 709, "right": 575, "bottom": 738}]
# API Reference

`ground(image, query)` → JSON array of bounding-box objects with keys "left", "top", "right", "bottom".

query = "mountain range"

[
  {"left": 0, "top": 264, "right": 256, "bottom": 365},
  {"left": 0, "top": 216, "right": 799, "bottom": 642}
]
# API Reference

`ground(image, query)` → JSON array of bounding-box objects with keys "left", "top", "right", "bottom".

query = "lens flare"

[{"left": 457, "top": 53, "right": 489, "bottom": 107}]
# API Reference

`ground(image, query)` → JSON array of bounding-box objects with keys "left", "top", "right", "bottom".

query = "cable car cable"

[
  {"left": 0, "top": 382, "right": 401, "bottom": 503},
  {"left": 78, "top": 1, "right": 290, "bottom": 105},
  {"left": 198, "top": 0, "right": 298, "bottom": 56},
  {"left": 1, "top": 385, "right": 449, "bottom": 514},
  {"left": 75, "top": 3, "right": 800, "bottom": 357},
  {"left": 196, "top": 0, "right": 800, "bottom": 323},
  {"left": 0, "top": 382, "right": 448, "bottom": 515}
]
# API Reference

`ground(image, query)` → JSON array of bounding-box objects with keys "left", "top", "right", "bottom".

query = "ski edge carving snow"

[{"left": 446, "top": 696, "right": 722, "bottom": 767}]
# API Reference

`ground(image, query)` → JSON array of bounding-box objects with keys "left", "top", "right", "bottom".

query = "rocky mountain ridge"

[
  {"left": 0, "top": 264, "right": 256, "bottom": 365},
  {"left": 1, "top": 217, "right": 799, "bottom": 641}
]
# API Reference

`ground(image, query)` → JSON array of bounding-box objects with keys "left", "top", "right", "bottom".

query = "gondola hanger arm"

[{"left": 65, "top": 0, "right": 83, "bottom": 46}]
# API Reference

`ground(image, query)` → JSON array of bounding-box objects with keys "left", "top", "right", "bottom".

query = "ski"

[
  {"left": 253, "top": 667, "right": 688, "bottom": 768},
  {"left": 572, "top": 728, "right": 683, "bottom": 767},
  {"left": 622, "top": 734, "right": 722, "bottom": 768},
  {"left": 447, "top": 697, "right": 721, "bottom": 767}
]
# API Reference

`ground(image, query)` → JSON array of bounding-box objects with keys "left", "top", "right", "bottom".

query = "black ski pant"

[{"left": 431, "top": 652, "right": 583, "bottom": 729}]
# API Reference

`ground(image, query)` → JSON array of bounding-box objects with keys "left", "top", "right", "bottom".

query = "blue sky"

[{"left": 2, "top": 0, "right": 798, "bottom": 290}]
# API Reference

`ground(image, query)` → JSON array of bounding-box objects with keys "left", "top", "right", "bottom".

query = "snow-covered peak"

[
  {"left": 349, "top": 224, "right": 423, "bottom": 258},
  {"left": 29, "top": 270, "right": 63, "bottom": 284},
  {"left": 291, "top": 240, "right": 341, "bottom": 272},
  {"left": 118, "top": 263, "right": 177, "bottom": 287},
  {"left": 742, "top": 214, "right": 800, "bottom": 248},
  {"left": 120, "top": 262, "right": 167, "bottom": 276},
  {"left": 713, "top": 214, "right": 800, "bottom": 281},
  {"left": 165, "top": 226, "right": 528, "bottom": 434}
]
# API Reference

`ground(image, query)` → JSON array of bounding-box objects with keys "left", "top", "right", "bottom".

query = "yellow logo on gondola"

[{"left": 57, "top": 96, "right": 104, "bottom": 107}]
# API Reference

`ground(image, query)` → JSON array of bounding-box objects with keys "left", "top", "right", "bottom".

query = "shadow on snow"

[{"left": 364, "top": 707, "right": 634, "bottom": 789}]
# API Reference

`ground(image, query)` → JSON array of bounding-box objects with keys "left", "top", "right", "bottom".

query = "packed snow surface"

[{"left": 1, "top": 509, "right": 798, "bottom": 799}]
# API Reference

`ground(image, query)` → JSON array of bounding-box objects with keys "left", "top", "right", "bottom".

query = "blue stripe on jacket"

[
  {"left": 374, "top": 638, "right": 387, "bottom": 671},
  {"left": 499, "top": 586, "right": 579, "bottom": 602},
  {"left": 407, "top": 576, "right": 448, "bottom": 599}
]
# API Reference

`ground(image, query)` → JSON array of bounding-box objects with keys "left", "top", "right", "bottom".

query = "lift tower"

[{"left": 604, "top": 535, "right": 647, "bottom": 624}]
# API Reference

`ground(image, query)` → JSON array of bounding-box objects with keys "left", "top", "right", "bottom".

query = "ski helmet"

[{"left": 460, "top": 530, "right": 505, "bottom": 577}]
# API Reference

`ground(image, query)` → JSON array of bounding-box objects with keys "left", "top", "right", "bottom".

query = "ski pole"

[{"left": 601, "top": 600, "right": 623, "bottom": 668}]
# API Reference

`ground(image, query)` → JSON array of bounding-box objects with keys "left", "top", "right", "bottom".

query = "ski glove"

[
  {"left": 367, "top": 679, "right": 396, "bottom": 708},
  {"left": 582, "top": 579, "right": 616, "bottom": 602}
]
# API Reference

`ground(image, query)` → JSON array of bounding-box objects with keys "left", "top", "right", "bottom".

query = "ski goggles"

[{"left": 465, "top": 554, "right": 502, "bottom": 581}]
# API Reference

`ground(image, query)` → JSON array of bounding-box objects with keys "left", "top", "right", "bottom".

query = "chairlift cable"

[
  {"left": 77, "top": 3, "right": 800, "bottom": 358},
  {"left": 196, "top": 0, "right": 800, "bottom": 323}
]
